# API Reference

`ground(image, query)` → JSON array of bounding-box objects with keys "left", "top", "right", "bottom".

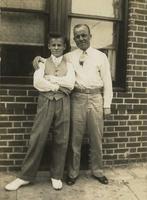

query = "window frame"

[{"left": 0, "top": 5, "right": 50, "bottom": 84}]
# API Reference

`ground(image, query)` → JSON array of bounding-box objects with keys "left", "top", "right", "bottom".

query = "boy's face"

[{"left": 48, "top": 38, "right": 66, "bottom": 57}]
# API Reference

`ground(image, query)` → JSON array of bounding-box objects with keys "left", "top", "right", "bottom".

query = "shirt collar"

[
  {"left": 51, "top": 55, "right": 63, "bottom": 65},
  {"left": 78, "top": 47, "right": 92, "bottom": 55}
]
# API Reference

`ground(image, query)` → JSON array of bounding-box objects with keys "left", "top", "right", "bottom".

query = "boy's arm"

[
  {"left": 44, "top": 63, "right": 75, "bottom": 90},
  {"left": 33, "top": 62, "right": 59, "bottom": 92}
]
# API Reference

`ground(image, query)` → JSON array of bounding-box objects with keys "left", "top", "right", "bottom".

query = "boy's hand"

[
  {"left": 44, "top": 75, "right": 51, "bottom": 81},
  {"left": 44, "top": 75, "right": 56, "bottom": 83},
  {"left": 32, "top": 56, "right": 46, "bottom": 70}
]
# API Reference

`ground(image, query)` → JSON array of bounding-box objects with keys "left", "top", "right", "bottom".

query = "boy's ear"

[{"left": 64, "top": 43, "right": 66, "bottom": 50}]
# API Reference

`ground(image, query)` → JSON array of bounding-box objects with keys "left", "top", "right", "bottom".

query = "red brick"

[
  {"left": 127, "top": 143, "right": 140, "bottom": 147},
  {"left": 114, "top": 138, "right": 128, "bottom": 142},
  {"left": 128, "top": 154, "right": 140, "bottom": 158},
  {"left": 8, "top": 128, "right": 26, "bottom": 133},
  {"left": 16, "top": 97, "right": 35, "bottom": 102},
  {"left": 0, "top": 122, "right": 12, "bottom": 127},
  {"left": 0, "top": 160, "right": 14, "bottom": 165},
  {"left": 0, "top": 135, "right": 13, "bottom": 140},
  {"left": 8, "top": 141, "right": 27, "bottom": 146},
  {"left": 115, "top": 126, "right": 129, "bottom": 131},
  {"left": 0, "top": 90, "right": 7, "bottom": 95},
  {"left": 9, "top": 90, "right": 27, "bottom": 96},
  {"left": 9, "top": 116, "right": 27, "bottom": 121},
  {"left": 9, "top": 154, "right": 26, "bottom": 159},
  {"left": 0, "top": 97, "right": 15, "bottom": 102},
  {"left": 0, "top": 147, "right": 13, "bottom": 152}
]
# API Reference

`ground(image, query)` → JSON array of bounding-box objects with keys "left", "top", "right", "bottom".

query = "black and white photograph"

[{"left": 0, "top": 0, "right": 147, "bottom": 199}]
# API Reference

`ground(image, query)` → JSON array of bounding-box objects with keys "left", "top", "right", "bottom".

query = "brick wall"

[
  {"left": 0, "top": 86, "right": 38, "bottom": 171},
  {"left": 0, "top": 0, "right": 147, "bottom": 171},
  {"left": 103, "top": 0, "right": 147, "bottom": 166}
]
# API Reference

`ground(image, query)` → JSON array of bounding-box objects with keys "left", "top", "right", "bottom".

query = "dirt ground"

[{"left": 0, "top": 163, "right": 147, "bottom": 200}]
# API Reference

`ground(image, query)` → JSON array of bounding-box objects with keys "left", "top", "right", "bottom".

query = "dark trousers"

[
  {"left": 68, "top": 92, "right": 104, "bottom": 178},
  {"left": 19, "top": 94, "right": 70, "bottom": 181}
]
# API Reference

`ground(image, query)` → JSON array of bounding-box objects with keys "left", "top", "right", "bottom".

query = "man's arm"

[
  {"left": 99, "top": 53, "right": 113, "bottom": 115},
  {"left": 44, "top": 62, "right": 75, "bottom": 90},
  {"left": 33, "top": 62, "right": 59, "bottom": 92},
  {"left": 32, "top": 56, "right": 46, "bottom": 70}
]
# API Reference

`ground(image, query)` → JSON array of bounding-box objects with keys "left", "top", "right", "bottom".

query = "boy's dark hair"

[
  {"left": 47, "top": 33, "right": 66, "bottom": 44},
  {"left": 47, "top": 33, "right": 71, "bottom": 53}
]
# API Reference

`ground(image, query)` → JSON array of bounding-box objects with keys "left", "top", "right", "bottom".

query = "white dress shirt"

[
  {"left": 51, "top": 55, "right": 63, "bottom": 66},
  {"left": 34, "top": 57, "right": 75, "bottom": 92},
  {"left": 65, "top": 47, "right": 113, "bottom": 108}
]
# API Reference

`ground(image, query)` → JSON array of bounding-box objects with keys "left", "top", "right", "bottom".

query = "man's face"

[
  {"left": 73, "top": 26, "right": 91, "bottom": 51},
  {"left": 48, "top": 38, "right": 65, "bottom": 57}
]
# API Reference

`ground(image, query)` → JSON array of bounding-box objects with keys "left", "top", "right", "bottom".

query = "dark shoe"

[
  {"left": 66, "top": 176, "right": 77, "bottom": 185},
  {"left": 93, "top": 176, "right": 108, "bottom": 185}
]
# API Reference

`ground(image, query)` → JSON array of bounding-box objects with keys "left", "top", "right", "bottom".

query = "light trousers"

[
  {"left": 68, "top": 92, "right": 104, "bottom": 178},
  {"left": 19, "top": 94, "right": 70, "bottom": 181}
]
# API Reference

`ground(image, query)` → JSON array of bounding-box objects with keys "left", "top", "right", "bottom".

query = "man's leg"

[{"left": 87, "top": 94, "right": 108, "bottom": 184}]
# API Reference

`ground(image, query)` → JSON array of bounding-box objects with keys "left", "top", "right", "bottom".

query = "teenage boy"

[{"left": 5, "top": 34, "right": 75, "bottom": 191}]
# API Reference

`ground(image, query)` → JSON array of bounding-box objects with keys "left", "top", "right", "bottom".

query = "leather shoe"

[
  {"left": 93, "top": 176, "right": 108, "bottom": 184},
  {"left": 66, "top": 176, "right": 77, "bottom": 185}
]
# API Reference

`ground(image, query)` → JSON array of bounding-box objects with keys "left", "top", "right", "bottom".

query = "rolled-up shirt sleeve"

[
  {"left": 45, "top": 62, "right": 75, "bottom": 90},
  {"left": 99, "top": 54, "right": 113, "bottom": 108},
  {"left": 33, "top": 62, "right": 59, "bottom": 92}
]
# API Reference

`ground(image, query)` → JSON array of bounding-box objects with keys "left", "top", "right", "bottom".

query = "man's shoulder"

[
  {"left": 90, "top": 47, "right": 105, "bottom": 56},
  {"left": 65, "top": 49, "right": 79, "bottom": 56}
]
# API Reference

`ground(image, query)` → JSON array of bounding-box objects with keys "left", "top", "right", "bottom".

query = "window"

[
  {"left": 68, "top": 0, "right": 128, "bottom": 87},
  {"left": 0, "top": 0, "right": 128, "bottom": 87},
  {"left": 0, "top": 0, "right": 49, "bottom": 84}
]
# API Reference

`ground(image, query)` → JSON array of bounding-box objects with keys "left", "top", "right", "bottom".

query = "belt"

[{"left": 73, "top": 88, "right": 101, "bottom": 94}]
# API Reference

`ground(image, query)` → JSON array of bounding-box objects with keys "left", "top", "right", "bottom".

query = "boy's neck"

[{"left": 51, "top": 55, "right": 63, "bottom": 59}]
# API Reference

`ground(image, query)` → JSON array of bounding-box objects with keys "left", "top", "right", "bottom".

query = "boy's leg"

[
  {"left": 50, "top": 96, "right": 70, "bottom": 180},
  {"left": 19, "top": 95, "right": 55, "bottom": 181},
  {"left": 67, "top": 93, "right": 87, "bottom": 180},
  {"left": 5, "top": 95, "right": 55, "bottom": 190}
]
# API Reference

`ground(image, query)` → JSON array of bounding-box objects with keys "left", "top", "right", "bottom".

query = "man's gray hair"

[{"left": 73, "top": 24, "right": 91, "bottom": 34}]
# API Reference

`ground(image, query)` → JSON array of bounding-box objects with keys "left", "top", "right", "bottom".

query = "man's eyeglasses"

[{"left": 74, "top": 34, "right": 88, "bottom": 40}]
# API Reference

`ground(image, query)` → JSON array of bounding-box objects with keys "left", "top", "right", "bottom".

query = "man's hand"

[
  {"left": 104, "top": 108, "right": 111, "bottom": 119},
  {"left": 32, "top": 56, "right": 46, "bottom": 70}
]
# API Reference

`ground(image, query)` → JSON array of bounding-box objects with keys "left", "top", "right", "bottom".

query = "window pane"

[
  {"left": 70, "top": 18, "right": 117, "bottom": 80},
  {"left": 0, "top": 12, "right": 45, "bottom": 45},
  {"left": 1, "top": 45, "right": 44, "bottom": 77},
  {"left": 70, "top": 18, "right": 115, "bottom": 49},
  {"left": 0, "top": 0, "right": 47, "bottom": 11},
  {"left": 71, "top": 0, "right": 121, "bottom": 18}
]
